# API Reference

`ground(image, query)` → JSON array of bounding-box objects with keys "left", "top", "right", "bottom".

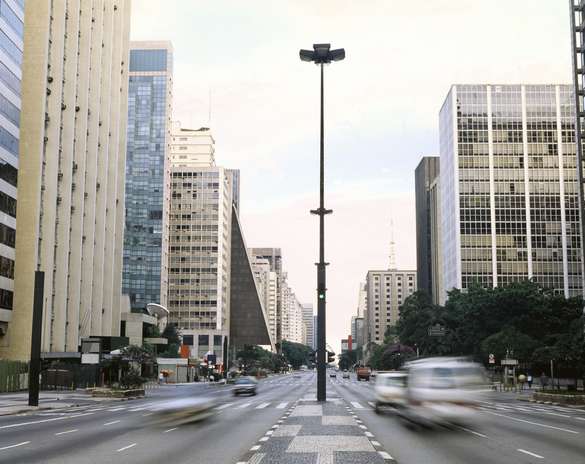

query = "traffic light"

[
  {"left": 327, "top": 351, "right": 335, "bottom": 363},
  {"left": 309, "top": 350, "right": 316, "bottom": 364}
]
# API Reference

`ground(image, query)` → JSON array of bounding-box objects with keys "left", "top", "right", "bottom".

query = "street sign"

[
  {"left": 488, "top": 354, "right": 495, "bottom": 364},
  {"left": 501, "top": 358, "right": 518, "bottom": 366},
  {"left": 428, "top": 324, "right": 446, "bottom": 337}
]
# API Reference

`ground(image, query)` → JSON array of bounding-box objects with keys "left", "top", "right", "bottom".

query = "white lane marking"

[
  {"left": 0, "top": 441, "right": 30, "bottom": 451},
  {"left": 237, "top": 402, "right": 252, "bottom": 409},
  {"left": 364, "top": 431, "right": 374, "bottom": 437},
  {"left": 457, "top": 426, "right": 489, "bottom": 438},
  {"left": 215, "top": 403, "right": 234, "bottom": 411},
  {"left": 255, "top": 402, "right": 270, "bottom": 409},
  {"left": 351, "top": 401, "right": 364, "bottom": 409},
  {"left": 250, "top": 445, "right": 260, "bottom": 451},
  {"left": 378, "top": 450, "right": 394, "bottom": 460},
  {"left": 367, "top": 401, "right": 376, "bottom": 408},
  {"left": 129, "top": 407, "right": 146, "bottom": 412},
  {"left": 517, "top": 449, "right": 544, "bottom": 459},
  {"left": 266, "top": 430, "right": 273, "bottom": 435},
  {"left": 543, "top": 412, "right": 571, "bottom": 418},
  {"left": 107, "top": 407, "right": 126, "bottom": 412},
  {"left": 372, "top": 440, "right": 381, "bottom": 447},
  {"left": 259, "top": 437, "right": 269, "bottom": 442},
  {"left": 276, "top": 402, "right": 288, "bottom": 409},
  {"left": 0, "top": 413, "right": 92, "bottom": 430},
  {"left": 142, "top": 413, "right": 153, "bottom": 417},
  {"left": 103, "top": 420, "right": 121, "bottom": 426},
  {"left": 482, "top": 410, "right": 579, "bottom": 434},
  {"left": 359, "top": 425, "right": 367, "bottom": 429},
  {"left": 70, "top": 413, "right": 94, "bottom": 418},
  {"left": 55, "top": 429, "right": 78, "bottom": 436},
  {"left": 575, "top": 417, "right": 585, "bottom": 421},
  {"left": 116, "top": 443, "right": 137, "bottom": 452}
]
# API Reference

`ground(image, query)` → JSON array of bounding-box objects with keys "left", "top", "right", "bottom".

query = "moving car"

[
  {"left": 356, "top": 366, "right": 371, "bottom": 381},
  {"left": 149, "top": 397, "right": 217, "bottom": 426},
  {"left": 374, "top": 371, "right": 407, "bottom": 413},
  {"left": 401, "top": 357, "right": 486, "bottom": 426},
  {"left": 233, "top": 376, "right": 258, "bottom": 396},
  {"left": 342, "top": 371, "right": 350, "bottom": 379}
]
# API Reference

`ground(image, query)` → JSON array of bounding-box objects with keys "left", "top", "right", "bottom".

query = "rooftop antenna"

[
  {"left": 389, "top": 219, "right": 396, "bottom": 270},
  {"left": 208, "top": 87, "right": 212, "bottom": 126}
]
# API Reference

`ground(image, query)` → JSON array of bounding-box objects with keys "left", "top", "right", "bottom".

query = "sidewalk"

[
  {"left": 0, "top": 390, "right": 110, "bottom": 416},
  {"left": 237, "top": 392, "right": 395, "bottom": 464}
]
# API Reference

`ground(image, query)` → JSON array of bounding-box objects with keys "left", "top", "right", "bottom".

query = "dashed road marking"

[
  {"left": 378, "top": 451, "right": 394, "bottom": 460},
  {"left": 238, "top": 402, "right": 252, "bottom": 409},
  {"left": 250, "top": 445, "right": 261, "bottom": 451},
  {"left": 103, "top": 420, "right": 121, "bottom": 426},
  {"left": 276, "top": 402, "right": 288, "bottom": 409},
  {"left": 517, "top": 449, "right": 544, "bottom": 459},
  {"left": 0, "top": 441, "right": 30, "bottom": 451},
  {"left": 215, "top": 403, "right": 234, "bottom": 411},
  {"left": 163, "top": 427, "right": 178, "bottom": 433},
  {"left": 481, "top": 410, "right": 579, "bottom": 434},
  {"left": 116, "top": 443, "right": 137, "bottom": 452},
  {"left": 351, "top": 401, "right": 364, "bottom": 409},
  {"left": 55, "top": 429, "right": 78, "bottom": 436},
  {"left": 255, "top": 402, "right": 270, "bottom": 409}
]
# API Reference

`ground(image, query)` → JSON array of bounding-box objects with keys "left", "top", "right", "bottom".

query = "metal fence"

[
  {"left": 41, "top": 362, "right": 101, "bottom": 390},
  {"left": 0, "top": 360, "right": 28, "bottom": 393}
]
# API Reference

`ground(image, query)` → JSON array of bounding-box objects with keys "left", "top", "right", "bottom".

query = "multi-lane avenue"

[{"left": 0, "top": 372, "right": 584, "bottom": 463}]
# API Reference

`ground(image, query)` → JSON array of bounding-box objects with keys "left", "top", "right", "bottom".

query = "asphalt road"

[
  {"left": 0, "top": 372, "right": 314, "bottom": 464},
  {"left": 331, "top": 373, "right": 585, "bottom": 464},
  {"left": 1, "top": 371, "right": 584, "bottom": 463}
]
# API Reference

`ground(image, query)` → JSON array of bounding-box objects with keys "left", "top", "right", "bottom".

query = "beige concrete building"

[
  {"left": 1, "top": 0, "right": 131, "bottom": 360},
  {"left": 365, "top": 269, "right": 417, "bottom": 345}
]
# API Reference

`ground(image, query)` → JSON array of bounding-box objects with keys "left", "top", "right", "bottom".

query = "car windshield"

[{"left": 235, "top": 378, "right": 255, "bottom": 385}]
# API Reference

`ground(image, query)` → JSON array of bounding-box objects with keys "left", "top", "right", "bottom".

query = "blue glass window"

[
  {"left": 0, "top": 29, "right": 21, "bottom": 65},
  {"left": 0, "top": 59, "right": 19, "bottom": 95},
  {"left": 0, "top": 92, "right": 19, "bottom": 127},
  {"left": 0, "top": 124, "right": 17, "bottom": 156},
  {"left": 0, "top": 1, "right": 22, "bottom": 37},
  {"left": 130, "top": 49, "right": 167, "bottom": 72}
]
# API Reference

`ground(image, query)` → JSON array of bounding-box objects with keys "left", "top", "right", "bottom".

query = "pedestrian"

[
  {"left": 527, "top": 374, "right": 533, "bottom": 389},
  {"left": 540, "top": 372, "right": 548, "bottom": 390},
  {"left": 158, "top": 371, "right": 164, "bottom": 385}
]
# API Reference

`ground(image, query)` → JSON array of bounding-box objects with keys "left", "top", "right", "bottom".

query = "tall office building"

[
  {"left": 250, "top": 254, "right": 278, "bottom": 342},
  {"left": 167, "top": 124, "right": 240, "bottom": 360},
  {"left": 123, "top": 41, "right": 173, "bottom": 313},
  {"left": 301, "top": 303, "right": 314, "bottom": 348},
  {"left": 351, "top": 316, "right": 364, "bottom": 349},
  {"left": 312, "top": 314, "right": 318, "bottom": 350},
  {"left": 440, "top": 84, "right": 582, "bottom": 298},
  {"left": 2, "top": 1, "right": 131, "bottom": 359},
  {"left": 0, "top": 0, "right": 23, "bottom": 339},
  {"left": 570, "top": 1, "right": 585, "bottom": 291},
  {"left": 415, "top": 157, "right": 440, "bottom": 299},
  {"left": 365, "top": 269, "right": 416, "bottom": 345}
]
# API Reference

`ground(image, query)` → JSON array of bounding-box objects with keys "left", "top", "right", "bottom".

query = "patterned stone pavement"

[{"left": 236, "top": 391, "right": 395, "bottom": 464}]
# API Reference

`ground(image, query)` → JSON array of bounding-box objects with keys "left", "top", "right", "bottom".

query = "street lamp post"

[{"left": 299, "top": 43, "right": 345, "bottom": 402}]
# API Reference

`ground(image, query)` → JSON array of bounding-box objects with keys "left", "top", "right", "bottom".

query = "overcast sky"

[{"left": 131, "top": 0, "right": 573, "bottom": 353}]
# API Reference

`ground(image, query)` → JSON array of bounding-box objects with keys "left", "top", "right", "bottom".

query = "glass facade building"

[
  {"left": 440, "top": 84, "right": 583, "bottom": 298},
  {"left": 123, "top": 42, "right": 173, "bottom": 312},
  {"left": 0, "top": 0, "right": 22, "bottom": 332}
]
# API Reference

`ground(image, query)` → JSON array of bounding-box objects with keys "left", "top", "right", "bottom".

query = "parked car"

[
  {"left": 401, "top": 357, "right": 486, "bottom": 426},
  {"left": 374, "top": 372, "right": 407, "bottom": 413},
  {"left": 233, "top": 376, "right": 258, "bottom": 396},
  {"left": 356, "top": 366, "right": 371, "bottom": 381}
]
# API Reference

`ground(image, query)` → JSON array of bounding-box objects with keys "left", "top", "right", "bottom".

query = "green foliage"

[
  {"left": 281, "top": 340, "right": 313, "bottom": 369},
  {"left": 119, "top": 368, "right": 145, "bottom": 389},
  {"left": 394, "top": 281, "right": 584, "bottom": 378},
  {"left": 236, "top": 345, "right": 288, "bottom": 373},
  {"left": 338, "top": 349, "right": 359, "bottom": 371},
  {"left": 121, "top": 345, "right": 153, "bottom": 364},
  {"left": 159, "top": 324, "right": 181, "bottom": 358},
  {"left": 369, "top": 343, "right": 415, "bottom": 371}
]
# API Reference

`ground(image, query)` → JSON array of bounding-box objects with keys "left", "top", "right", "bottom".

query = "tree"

[
  {"left": 338, "top": 349, "right": 358, "bottom": 370},
  {"left": 369, "top": 343, "right": 415, "bottom": 371},
  {"left": 281, "top": 340, "right": 312, "bottom": 369},
  {"left": 159, "top": 324, "right": 181, "bottom": 358}
]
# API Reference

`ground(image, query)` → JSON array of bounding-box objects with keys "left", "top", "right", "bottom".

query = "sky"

[{"left": 131, "top": 0, "right": 574, "bottom": 353}]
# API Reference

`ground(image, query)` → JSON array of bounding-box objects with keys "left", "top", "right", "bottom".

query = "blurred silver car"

[
  {"left": 233, "top": 376, "right": 258, "bottom": 396},
  {"left": 149, "top": 397, "right": 217, "bottom": 426},
  {"left": 402, "top": 357, "right": 486, "bottom": 426},
  {"left": 374, "top": 371, "right": 407, "bottom": 413}
]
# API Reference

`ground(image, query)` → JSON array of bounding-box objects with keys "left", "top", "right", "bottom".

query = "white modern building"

[
  {"left": 440, "top": 84, "right": 582, "bottom": 298},
  {"left": 301, "top": 303, "right": 314, "bottom": 348},
  {"left": 2, "top": 1, "right": 132, "bottom": 359},
  {"left": 250, "top": 254, "right": 278, "bottom": 342},
  {"left": 365, "top": 269, "right": 417, "bottom": 345}
]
